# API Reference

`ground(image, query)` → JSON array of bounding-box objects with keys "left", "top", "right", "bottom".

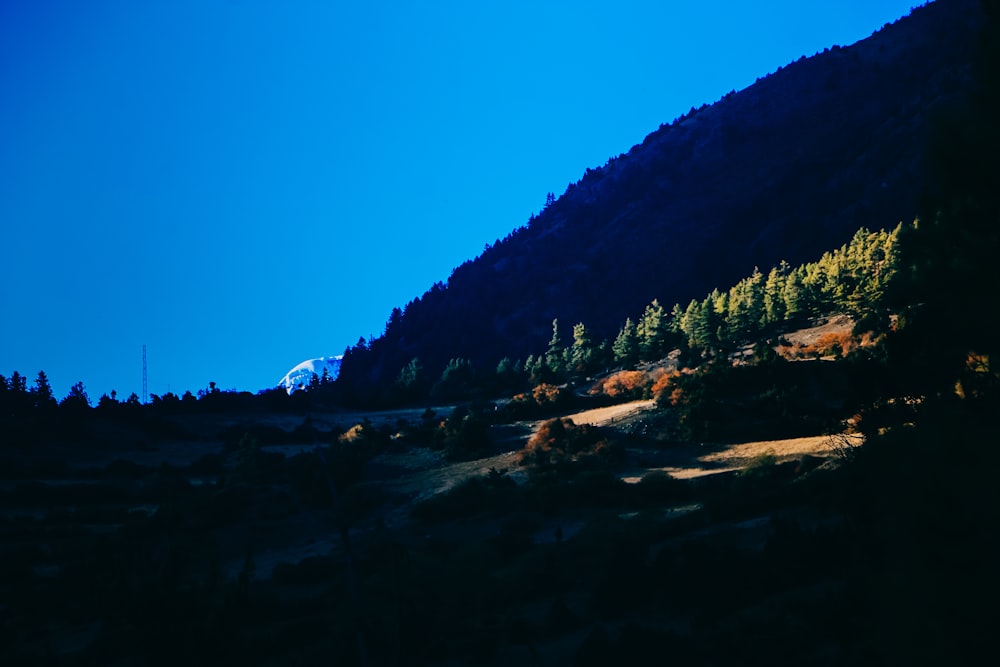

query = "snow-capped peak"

[{"left": 278, "top": 356, "right": 342, "bottom": 394}]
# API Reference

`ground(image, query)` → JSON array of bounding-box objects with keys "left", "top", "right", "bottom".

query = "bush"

[
  {"left": 412, "top": 469, "right": 517, "bottom": 524},
  {"left": 502, "top": 383, "right": 574, "bottom": 420},
  {"left": 433, "top": 406, "right": 493, "bottom": 460},
  {"left": 590, "top": 371, "right": 652, "bottom": 400},
  {"left": 651, "top": 369, "right": 682, "bottom": 401},
  {"left": 519, "top": 418, "right": 621, "bottom": 471},
  {"left": 632, "top": 470, "right": 687, "bottom": 506}
]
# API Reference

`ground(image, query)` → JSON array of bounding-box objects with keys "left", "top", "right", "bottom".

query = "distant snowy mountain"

[{"left": 278, "top": 356, "right": 342, "bottom": 394}]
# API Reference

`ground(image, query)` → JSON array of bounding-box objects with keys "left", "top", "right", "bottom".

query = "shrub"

[
  {"left": 519, "top": 418, "right": 619, "bottom": 470},
  {"left": 533, "top": 382, "right": 569, "bottom": 406},
  {"left": 503, "top": 383, "right": 573, "bottom": 420},
  {"left": 633, "top": 470, "right": 686, "bottom": 506},
  {"left": 651, "top": 370, "right": 681, "bottom": 401},
  {"left": 739, "top": 451, "right": 778, "bottom": 478},
  {"left": 590, "top": 371, "right": 652, "bottom": 400},
  {"left": 433, "top": 406, "right": 493, "bottom": 460}
]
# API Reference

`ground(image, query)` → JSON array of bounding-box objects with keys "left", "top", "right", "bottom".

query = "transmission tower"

[{"left": 142, "top": 344, "right": 148, "bottom": 404}]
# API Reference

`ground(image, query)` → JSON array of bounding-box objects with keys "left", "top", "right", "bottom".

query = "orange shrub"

[
  {"left": 810, "top": 331, "right": 855, "bottom": 357},
  {"left": 668, "top": 386, "right": 686, "bottom": 407},
  {"left": 778, "top": 331, "right": 864, "bottom": 360},
  {"left": 590, "top": 370, "right": 651, "bottom": 399},
  {"left": 651, "top": 369, "right": 681, "bottom": 400},
  {"left": 518, "top": 417, "right": 614, "bottom": 468},
  {"left": 532, "top": 382, "right": 566, "bottom": 405}
]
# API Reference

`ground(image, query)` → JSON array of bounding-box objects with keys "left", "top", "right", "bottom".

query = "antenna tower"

[{"left": 142, "top": 344, "right": 148, "bottom": 404}]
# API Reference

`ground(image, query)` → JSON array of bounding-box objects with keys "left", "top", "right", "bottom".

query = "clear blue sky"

[{"left": 0, "top": 0, "right": 919, "bottom": 400}]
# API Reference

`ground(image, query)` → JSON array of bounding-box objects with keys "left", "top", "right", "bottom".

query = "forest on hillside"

[
  {"left": 2, "top": 1, "right": 999, "bottom": 665},
  {"left": 332, "top": 0, "right": 985, "bottom": 397}
]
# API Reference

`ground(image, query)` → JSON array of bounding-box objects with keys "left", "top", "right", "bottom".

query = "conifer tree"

[
  {"left": 762, "top": 263, "right": 788, "bottom": 325},
  {"left": 61, "top": 381, "right": 90, "bottom": 410},
  {"left": 31, "top": 370, "right": 56, "bottom": 411},
  {"left": 495, "top": 357, "right": 523, "bottom": 389},
  {"left": 638, "top": 300, "right": 668, "bottom": 361},
  {"left": 545, "top": 319, "right": 565, "bottom": 375},
  {"left": 396, "top": 357, "right": 426, "bottom": 397},
  {"left": 613, "top": 318, "right": 640, "bottom": 366},
  {"left": 569, "top": 322, "right": 595, "bottom": 373},
  {"left": 9, "top": 371, "right": 26, "bottom": 395},
  {"left": 669, "top": 302, "right": 684, "bottom": 333},
  {"left": 524, "top": 354, "right": 545, "bottom": 385},
  {"left": 782, "top": 269, "right": 806, "bottom": 321}
]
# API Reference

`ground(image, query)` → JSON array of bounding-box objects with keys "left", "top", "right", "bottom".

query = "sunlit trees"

[
  {"left": 762, "top": 263, "right": 789, "bottom": 324},
  {"left": 637, "top": 300, "right": 668, "bottom": 361},
  {"left": 569, "top": 322, "right": 596, "bottom": 373},
  {"left": 545, "top": 319, "right": 565, "bottom": 377},
  {"left": 723, "top": 268, "right": 765, "bottom": 346},
  {"left": 613, "top": 318, "right": 640, "bottom": 366},
  {"left": 646, "top": 225, "right": 905, "bottom": 358}
]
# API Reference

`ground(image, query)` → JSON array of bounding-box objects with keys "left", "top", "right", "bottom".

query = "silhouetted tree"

[
  {"left": 31, "top": 370, "right": 56, "bottom": 411},
  {"left": 61, "top": 381, "right": 90, "bottom": 411}
]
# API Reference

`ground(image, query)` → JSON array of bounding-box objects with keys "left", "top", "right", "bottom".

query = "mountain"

[
  {"left": 339, "top": 0, "right": 987, "bottom": 398},
  {"left": 278, "top": 356, "right": 342, "bottom": 394}
]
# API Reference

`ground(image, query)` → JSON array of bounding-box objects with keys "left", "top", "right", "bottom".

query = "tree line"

[
  {"left": 2, "top": 225, "right": 903, "bottom": 417},
  {"left": 348, "top": 224, "right": 903, "bottom": 407}
]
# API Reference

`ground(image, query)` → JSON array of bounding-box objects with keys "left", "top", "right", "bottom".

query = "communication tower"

[{"left": 142, "top": 344, "right": 148, "bottom": 404}]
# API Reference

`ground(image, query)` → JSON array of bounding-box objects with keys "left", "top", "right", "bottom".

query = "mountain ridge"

[{"left": 339, "top": 0, "right": 986, "bottom": 398}]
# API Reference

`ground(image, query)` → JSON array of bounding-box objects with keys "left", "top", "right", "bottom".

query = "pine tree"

[
  {"left": 396, "top": 357, "right": 426, "bottom": 397},
  {"left": 782, "top": 268, "right": 806, "bottom": 321},
  {"left": 762, "top": 264, "right": 788, "bottom": 325},
  {"left": 495, "top": 357, "right": 523, "bottom": 389},
  {"left": 9, "top": 371, "right": 26, "bottom": 395},
  {"left": 524, "top": 354, "right": 545, "bottom": 385},
  {"left": 61, "top": 381, "right": 90, "bottom": 410},
  {"left": 31, "top": 370, "right": 56, "bottom": 410},
  {"left": 638, "top": 300, "right": 668, "bottom": 361},
  {"left": 613, "top": 318, "right": 640, "bottom": 366},
  {"left": 669, "top": 302, "right": 684, "bottom": 334},
  {"left": 569, "top": 322, "right": 595, "bottom": 373},
  {"left": 545, "top": 319, "right": 565, "bottom": 375},
  {"left": 432, "top": 358, "right": 475, "bottom": 399}
]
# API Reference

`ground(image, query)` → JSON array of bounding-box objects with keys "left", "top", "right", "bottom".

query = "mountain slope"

[{"left": 340, "top": 0, "right": 986, "bottom": 397}]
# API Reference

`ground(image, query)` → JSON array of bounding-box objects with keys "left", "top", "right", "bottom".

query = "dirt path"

[
  {"left": 623, "top": 433, "right": 862, "bottom": 481},
  {"left": 700, "top": 433, "right": 861, "bottom": 465},
  {"left": 561, "top": 399, "right": 657, "bottom": 426}
]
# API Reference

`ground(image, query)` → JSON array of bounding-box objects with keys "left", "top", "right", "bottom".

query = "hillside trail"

[
  {"left": 250, "top": 400, "right": 858, "bottom": 575},
  {"left": 559, "top": 399, "right": 857, "bottom": 479},
  {"left": 370, "top": 400, "right": 658, "bottom": 497},
  {"left": 372, "top": 398, "right": 855, "bottom": 504}
]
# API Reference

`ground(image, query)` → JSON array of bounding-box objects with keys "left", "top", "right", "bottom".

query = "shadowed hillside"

[{"left": 340, "top": 0, "right": 986, "bottom": 398}]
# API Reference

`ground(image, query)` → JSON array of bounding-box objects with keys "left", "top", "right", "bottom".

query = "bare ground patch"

[{"left": 561, "top": 399, "right": 658, "bottom": 426}]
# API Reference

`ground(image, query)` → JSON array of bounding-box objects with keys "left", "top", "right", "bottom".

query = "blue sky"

[{"left": 0, "top": 0, "right": 920, "bottom": 400}]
